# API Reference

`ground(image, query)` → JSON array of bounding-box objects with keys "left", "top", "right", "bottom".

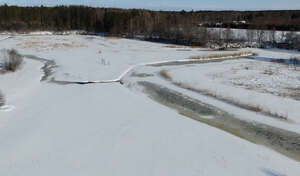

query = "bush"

[
  {"left": 0, "top": 90, "right": 4, "bottom": 107},
  {"left": 291, "top": 57, "right": 300, "bottom": 65},
  {"left": 189, "top": 51, "right": 255, "bottom": 60},
  {"left": 160, "top": 69, "right": 173, "bottom": 81},
  {"left": 3, "top": 49, "right": 23, "bottom": 72}
]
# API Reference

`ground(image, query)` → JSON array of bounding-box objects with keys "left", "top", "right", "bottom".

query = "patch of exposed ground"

[
  {"left": 189, "top": 51, "right": 254, "bottom": 60},
  {"left": 164, "top": 45, "right": 203, "bottom": 49},
  {"left": 130, "top": 72, "right": 154, "bottom": 78},
  {"left": 148, "top": 56, "right": 250, "bottom": 67},
  {"left": 16, "top": 37, "right": 87, "bottom": 51}
]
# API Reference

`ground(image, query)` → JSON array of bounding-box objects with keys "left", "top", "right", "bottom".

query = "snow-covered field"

[
  {"left": 2, "top": 34, "right": 227, "bottom": 81},
  {"left": 167, "top": 58, "right": 300, "bottom": 123},
  {"left": 0, "top": 34, "right": 300, "bottom": 176}
]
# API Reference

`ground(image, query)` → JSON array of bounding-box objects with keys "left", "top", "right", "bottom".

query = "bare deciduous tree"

[
  {"left": 198, "top": 27, "right": 209, "bottom": 45},
  {"left": 223, "top": 27, "right": 233, "bottom": 48},
  {"left": 269, "top": 28, "right": 276, "bottom": 46},
  {"left": 246, "top": 29, "right": 255, "bottom": 47},
  {"left": 279, "top": 31, "right": 286, "bottom": 43},
  {"left": 0, "top": 90, "right": 4, "bottom": 107},
  {"left": 284, "top": 31, "right": 300, "bottom": 50},
  {"left": 256, "top": 30, "right": 266, "bottom": 48}
]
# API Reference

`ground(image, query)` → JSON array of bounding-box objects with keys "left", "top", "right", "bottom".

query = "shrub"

[
  {"left": 160, "top": 69, "right": 173, "bottom": 81},
  {"left": 0, "top": 90, "right": 4, "bottom": 107},
  {"left": 189, "top": 51, "right": 255, "bottom": 60},
  {"left": 3, "top": 49, "right": 23, "bottom": 72},
  {"left": 291, "top": 57, "right": 300, "bottom": 65}
]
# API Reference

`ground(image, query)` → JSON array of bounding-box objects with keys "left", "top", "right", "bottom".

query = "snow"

[
  {"left": 0, "top": 34, "right": 300, "bottom": 175},
  {"left": 167, "top": 58, "right": 300, "bottom": 125},
  {"left": 127, "top": 62, "right": 300, "bottom": 135}
]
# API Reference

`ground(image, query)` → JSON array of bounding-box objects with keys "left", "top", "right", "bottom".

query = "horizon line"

[{"left": 0, "top": 3, "right": 299, "bottom": 12}]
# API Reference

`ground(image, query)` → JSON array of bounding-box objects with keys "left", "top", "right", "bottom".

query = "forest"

[
  {"left": 1, "top": 5, "right": 300, "bottom": 32},
  {"left": 0, "top": 5, "right": 300, "bottom": 49}
]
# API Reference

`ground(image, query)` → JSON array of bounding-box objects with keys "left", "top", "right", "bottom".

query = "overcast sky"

[{"left": 0, "top": 0, "right": 299, "bottom": 10}]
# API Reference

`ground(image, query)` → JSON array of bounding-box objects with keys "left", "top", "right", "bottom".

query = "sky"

[{"left": 0, "top": 0, "right": 299, "bottom": 11}]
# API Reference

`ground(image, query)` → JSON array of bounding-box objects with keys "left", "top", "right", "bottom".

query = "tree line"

[
  {"left": 1, "top": 5, "right": 300, "bottom": 32},
  {"left": 0, "top": 5, "right": 300, "bottom": 49}
]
